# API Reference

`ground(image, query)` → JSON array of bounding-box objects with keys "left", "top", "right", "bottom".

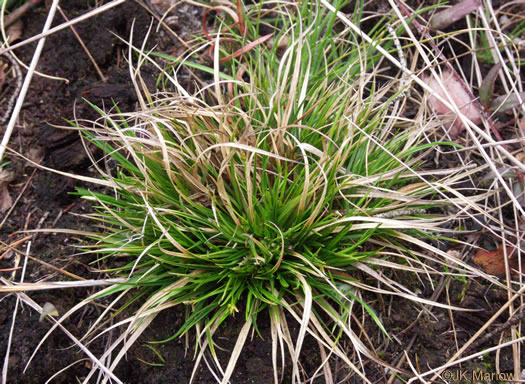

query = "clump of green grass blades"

[{"left": 63, "top": 1, "right": 469, "bottom": 382}]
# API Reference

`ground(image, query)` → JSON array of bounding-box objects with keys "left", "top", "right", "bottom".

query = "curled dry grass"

[{"left": 11, "top": 0, "right": 525, "bottom": 383}]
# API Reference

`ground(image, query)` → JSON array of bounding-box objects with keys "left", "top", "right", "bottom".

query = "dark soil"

[{"left": 0, "top": 1, "right": 523, "bottom": 383}]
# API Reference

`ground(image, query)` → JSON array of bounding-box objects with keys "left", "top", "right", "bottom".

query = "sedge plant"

[{"left": 30, "top": 1, "right": 483, "bottom": 383}]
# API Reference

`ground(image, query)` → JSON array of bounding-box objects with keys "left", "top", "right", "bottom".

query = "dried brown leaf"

[
  {"left": 6, "top": 19, "right": 23, "bottom": 43},
  {"left": 0, "top": 182, "right": 13, "bottom": 213},
  {"left": 473, "top": 244, "right": 522, "bottom": 276},
  {"left": 423, "top": 70, "right": 481, "bottom": 137},
  {"left": 491, "top": 92, "right": 525, "bottom": 113},
  {"left": 430, "top": 0, "right": 481, "bottom": 30}
]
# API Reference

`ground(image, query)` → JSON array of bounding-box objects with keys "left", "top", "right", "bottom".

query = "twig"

[
  {"left": 467, "top": 310, "right": 525, "bottom": 352},
  {"left": 22, "top": 210, "right": 38, "bottom": 237},
  {"left": 0, "top": 0, "right": 60, "bottom": 162},
  {"left": 387, "top": 23, "right": 410, "bottom": 102},
  {"left": 387, "top": 333, "right": 417, "bottom": 384},
  {"left": 51, "top": 209, "right": 64, "bottom": 227},
  {"left": 26, "top": 253, "right": 84, "bottom": 281},
  {"left": 0, "top": 51, "right": 22, "bottom": 125},
  {"left": 0, "top": 235, "right": 31, "bottom": 259},
  {"left": 0, "top": 238, "right": 85, "bottom": 280},
  {"left": 51, "top": 202, "right": 76, "bottom": 227},
  {"left": 57, "top": 6, "right": 106, "bottom": 82},
  {"left": 428, "top": 283, "right": 525, "bottom": 382},
  {"left": 31, "top": 210, "right": 49, "bottom": 243}
]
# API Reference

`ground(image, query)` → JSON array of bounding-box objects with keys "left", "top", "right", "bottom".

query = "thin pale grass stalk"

[
  {"left": 476, "top": 5, "right": 524, "bottom": 374},
  {"left": 81, "top": 290, "right": 134, "bottom": 345},
  {"left": 220, "top": 318, "right": 252, "bottom": 384},
  {"left": 0, "top": 2, "right": 67, "bottom": 84},
  {"left": 0, "top": 0, "right": 126, "bottom": 56},
  {"left": 0, "top": 278, "right": 123, "bottom": 383},
  {"left": 408, "top": 334, "right": 525, "bottom": 383},
  {"left": 311, "top": 338, "right": 334, "bottom": 384},
  {"left": 1, "top": 241, "right": 29, "bottom": 383},
  {"left": 0, "top": 278, "right": 127, "bottom": 293},
  {"left": 44, "top": 359, "right": 91, "bottom": 384},
  {"left": 57, "top": 6, "right": 106, "bottom": 82},
  {"left": 462, "top": 5, "right": 524, "bottom": 377},
  {"left": 280, "top": 296, "right": 375, "bottom": 383},
  {"left": 6, "top": 148, "right": 117, "bottom": 187},
  {"left": 190, "top": 322, "right": 222, "bottom": 383},
  {"left": 496, "top": 188, "right": 521, "bottom": 378},
  {"left": 0, "top": 0, "right": 59, "bottom": 162}
]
